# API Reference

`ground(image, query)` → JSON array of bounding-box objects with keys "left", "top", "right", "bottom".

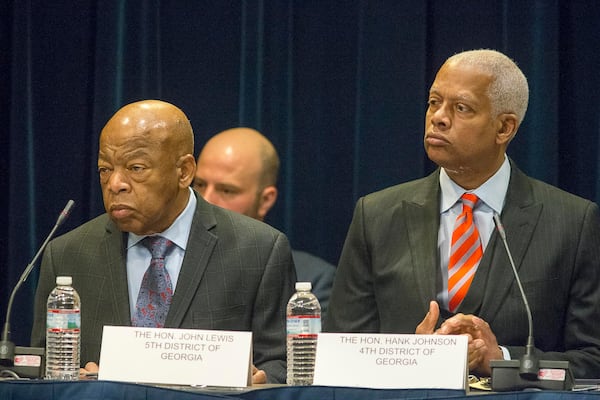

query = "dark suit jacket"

[
  {"left": 31, "top": 194, "right": 296, "bottom": 383},
  {"left": 292, "top": 249, "right": 335, "bottom": 318},
  {"left": 325, "top": 162, "right": 600, "bottom": 378}
]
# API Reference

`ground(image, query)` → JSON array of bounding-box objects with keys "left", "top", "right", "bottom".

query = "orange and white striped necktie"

[{"left": 448, "top": 193, "right": 483, "bottom": 312}]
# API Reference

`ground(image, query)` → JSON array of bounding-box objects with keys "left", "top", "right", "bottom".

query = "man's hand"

[
  {"left": 416, "top": 302, "right": 503, "bottom": 376},
  {"left": 437, "top": 314, "right": 503, "bottom": 376},
  {"left": 251, "top": 364, "right": 267, "bottom": 384},
  {"left": 79, "top": 361, "right": 99, "bottom": 380}
]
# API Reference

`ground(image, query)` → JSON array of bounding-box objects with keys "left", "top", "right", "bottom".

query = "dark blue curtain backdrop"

[{"left": 1, "top": 1, "right": 599, "bottom": 346}]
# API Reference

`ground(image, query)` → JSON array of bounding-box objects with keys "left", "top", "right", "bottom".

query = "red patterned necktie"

[
  {"left": 448, "top": 193, "right": 483, "bottom": 312},
  {"left": 132, "top": 236, "right": 175, "bottom": 327}
]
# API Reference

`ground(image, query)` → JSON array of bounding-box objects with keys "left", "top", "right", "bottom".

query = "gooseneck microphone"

[
  {"left": 490, "top": 213, "right": 572, "bottom": 391},
  {"left": 0, "top": 200, "right": 75, "bottom": 367},
  {"left": 492, "top": 213, "right": 538, "bottom": 379}
]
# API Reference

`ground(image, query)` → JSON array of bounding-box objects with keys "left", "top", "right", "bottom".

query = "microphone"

[
  {"left": 493, "top": 214, "right": 538, "bottom": 378},
  {"left": 490, "top": 213, "right": 573, "bottom": 391},
  {"left": 0, "top": 200, "right": 75, "bottom": 370}
]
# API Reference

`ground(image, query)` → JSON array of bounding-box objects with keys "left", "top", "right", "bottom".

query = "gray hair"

[{"left": 446, "top": 49, "right": 529, "bottom": 124}]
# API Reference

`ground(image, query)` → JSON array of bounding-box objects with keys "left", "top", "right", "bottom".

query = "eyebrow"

[
  {"left": 429, "top": 89, "right": 477, "bottom": 103},
  {"left": 214, "top": 182, "right": 242, "bottom": 190},
  {"left": 193, "top": 178, "right": 241, "bottom": 190},
  {"left": 104, "top": 150, "right": 153, "bottom": 164}
]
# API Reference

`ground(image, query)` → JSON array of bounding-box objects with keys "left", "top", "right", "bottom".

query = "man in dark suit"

[
  {"left": 325, "top": 49, "right": 600, "bottom": 378},
  {"left": 193, "top": 127, "right": 335, "bottom": 315},
  {"left": 31, "top": 100, "right": 296, "bottom": 384}
]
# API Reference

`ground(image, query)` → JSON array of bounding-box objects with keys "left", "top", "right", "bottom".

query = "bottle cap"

[
  {"left": 295, "top": 282, "right": 312, "bottom": 291},
  {"left": 56, "top": 276, "right": 72, "bottom": 286}
]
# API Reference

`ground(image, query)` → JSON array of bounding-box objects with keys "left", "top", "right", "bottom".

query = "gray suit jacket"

[
  {"left": 31, "top": 194, "right": 296, "bottom": 383},
  {"left": 325, "top": 162, "right": 600, "bottom": 378}
]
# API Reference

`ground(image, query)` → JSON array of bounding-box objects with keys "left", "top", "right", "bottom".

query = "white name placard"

[
  {"left": 98, "top": 326, "right": 252, "bottom": 387},
  {"left": 313, "top": 333, "right": 467, "bottom": 390}
]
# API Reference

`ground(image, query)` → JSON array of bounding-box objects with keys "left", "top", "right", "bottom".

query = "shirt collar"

[
  {"left": 439, "top": 155, "right": 511, "bottom": 214},
  {"left": 127, "top": 187, "right": 197, "bottom": 250}
]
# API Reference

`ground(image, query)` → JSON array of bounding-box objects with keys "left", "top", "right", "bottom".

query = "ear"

[
  {"left": 257, "top": 186, "right": 278, "bottom": 221},
  {"left": 496, "top": 113, "right": 518, "bottom": 145},
  {"left": 177, "top": 154, "right": 197, "bottom": 188}
]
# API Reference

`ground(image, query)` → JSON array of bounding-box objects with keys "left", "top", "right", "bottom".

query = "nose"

[
  {"left": 429, "top": 104, "right": 450, "bottom": 130},
  {"left": 107, "top": 170, "right": 130, "bottom": 194}
]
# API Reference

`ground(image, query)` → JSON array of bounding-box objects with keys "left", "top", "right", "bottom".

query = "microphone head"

[
  {"left": 493, "top": 213, "right": 507, "bottom": 240},
  {"left": 56, "top": 199, "right": 75, "bottom": 226}
]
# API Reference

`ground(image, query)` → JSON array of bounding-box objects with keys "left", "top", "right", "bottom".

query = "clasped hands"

[{"left": 416, "top": 301, "right": 503, "bottom": 377}]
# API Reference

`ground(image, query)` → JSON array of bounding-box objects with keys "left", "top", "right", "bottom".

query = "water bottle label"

[
  {"left": 47, "top": 309, "right": 81, "bottom": 332},
  {"left": 286, "top": 316, "right": 321, "bottom": 335}
]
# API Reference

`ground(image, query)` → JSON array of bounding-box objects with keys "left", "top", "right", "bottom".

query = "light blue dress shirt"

[
  {"left": 437, "top": 156, "right": 511, "bottom": 359},
  {"left": 437, "top": 156, "right": 511, "bottom": 309},
  {"left": 126, "top": 187, "right": 197, "bottom": 318}
]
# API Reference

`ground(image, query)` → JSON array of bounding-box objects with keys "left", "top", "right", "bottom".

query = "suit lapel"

[
  {"left": 165, "top": 196, "right": 217, "bottom": 327},
  {"left": 479, "top": 164, "right": 542, "bottom": 319},
  {"left": 102, "top": 219, "right": 131, "bottom": 325},
  {"left": 404, "top": 171, "right": 442, "bottom": 312}
]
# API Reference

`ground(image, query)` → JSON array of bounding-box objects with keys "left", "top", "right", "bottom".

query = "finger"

[
  {"left": 467, "top": 340, "right": 484, "bottom": 371},
  {"left": 416, "top": 301, "right": 440, "bottom": 334},
  {"left": 251, "top": 369, "right": 267, "bottom": 384},
  {"left": 471, "top": 316, "right": 489, "bottom": 332},
  {"left": 438, "top": 314, "right": 477, "bottom": 335},
  {"left": 79, "top": 362, "right": 99, "bottom": 380},
  {"left": 84, "top": 362, "right": 99, "bottom": 372}
]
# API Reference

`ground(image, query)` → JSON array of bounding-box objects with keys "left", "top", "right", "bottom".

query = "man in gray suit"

[
  {"left": 31, "top": 100, "right": 296, "bottom": 384},
  {"left": 193, "top": 127, "right": 335, "bottom": 315},
  {"left": 325, "top": 49, "right": 600, "bottom": 378}
]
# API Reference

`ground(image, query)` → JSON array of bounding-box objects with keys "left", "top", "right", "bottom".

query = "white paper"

[
  {"left": 98, "top": 326, "right": 252, "bottom": 387},
  {"left": 313, "top": 333, "right": 467, "bottom": 390}
]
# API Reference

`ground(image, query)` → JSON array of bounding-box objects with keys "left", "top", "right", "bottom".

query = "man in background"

[
  {"left": 194, "top": 127, "right": 335, "bottom": 315},
  {"left": 325, "top": 49, "right": 600, "bottom": 378},
  {"left": 31, "top": 100, "right": 295, "bottom": 383}
]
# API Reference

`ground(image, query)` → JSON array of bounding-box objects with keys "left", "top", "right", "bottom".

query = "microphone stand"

[
  {"left": 490, "top": 214, "right": 573, "bottom": 391},
  {"left": 0, "top": 200, "right": 75, "bottom": 378}
]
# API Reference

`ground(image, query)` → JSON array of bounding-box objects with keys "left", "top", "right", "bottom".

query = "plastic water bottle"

[
  {"left": 45, "top": 276, "right": 81, "bottom": 380},
  {"left": 286, "top": 282, "right": 321, "bottom": 385}
]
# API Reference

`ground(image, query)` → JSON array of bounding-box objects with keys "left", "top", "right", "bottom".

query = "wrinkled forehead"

[
  {"left": 430, "top": 61, "right": 493, "bottom": 95},
  {"left": 99, "top": 122, "right": 172, "bottom": 163},
  {"left": 100, "top": 120, "right": 168, "bottom": 146},
  {"left": 98, "top": 101, "right": 193, "bottom": 162}
]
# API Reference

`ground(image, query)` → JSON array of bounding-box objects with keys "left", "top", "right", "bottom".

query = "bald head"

[
  {"left": 194, "top": 127, "right": 279, "bottom": 221},
  {"left": 102, "top": 100, "right": 195, "bottom": 156},
  {"left": 202, "top": 128, "right": 279, "bottom": 187},
  {"left": 98, "top": 100, "right": 197, "bottom": 235}
]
